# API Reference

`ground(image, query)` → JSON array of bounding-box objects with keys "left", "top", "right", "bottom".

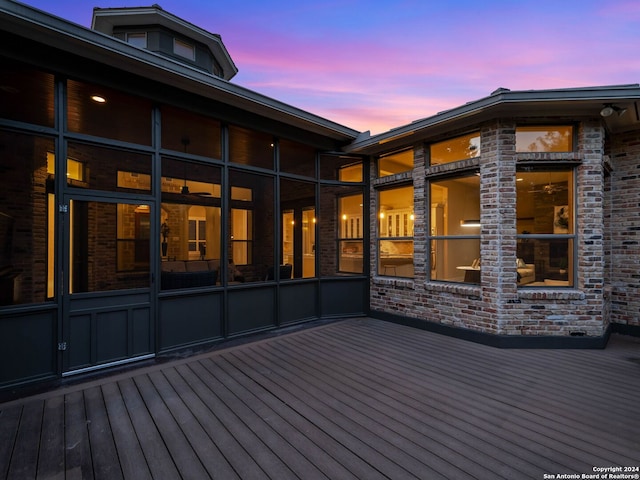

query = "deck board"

[{"left": 1, "top": 317, "right": 639, "bottom": 479}]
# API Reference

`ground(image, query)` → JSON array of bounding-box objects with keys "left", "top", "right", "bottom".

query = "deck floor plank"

[
  {"left": 1, "top": 317, "right": 639, "bottom": 480},
  {"left": 36, "top": 395, "right": 65, "bottom": 480},
  {"left": 5, "top": 400, "right": 42, "bottom": 479},
  {"left": 101, "top": 382, "right": 152, "bottom": 480},
  {"left": 0, "top": 405, "right": 22, "bottom": 479},
  {"left": 64, "top": 390, "right": 94, "bottom": 480},
  {"left": 116, "top": 377, "right": 180, "bottom": 480}
]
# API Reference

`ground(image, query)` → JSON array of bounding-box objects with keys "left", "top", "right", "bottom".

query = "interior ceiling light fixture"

[
  {"left": 600, "top": 104, "right": 627, "bottom": 117},
  {"left": 90, "top": 94, "right": 106, "bottom": 104},
  {"left": 460, "top": 219, "right": 481, "bottom": 228}
]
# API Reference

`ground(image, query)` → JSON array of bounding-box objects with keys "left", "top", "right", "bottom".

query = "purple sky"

[{"left": 19, "top": 0, "right": 640, "bottom": 134}]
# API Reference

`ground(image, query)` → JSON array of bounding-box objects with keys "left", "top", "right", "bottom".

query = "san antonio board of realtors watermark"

[{"left": 543, "top": 466, "right": 639, "bottom": 479}]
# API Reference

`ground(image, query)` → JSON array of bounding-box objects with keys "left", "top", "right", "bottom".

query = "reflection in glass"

[
  {"left": 378, "top": 149, "right": 413, "bottom": 177},
  {"left": 516, "top": 126, "right": 573, "bottom": 152},
  {"left": 430, "top": 132, "right": 480, "bottom": 166},
  {"left": 67, "top": 79, "right": 152, "bottom": 145}
]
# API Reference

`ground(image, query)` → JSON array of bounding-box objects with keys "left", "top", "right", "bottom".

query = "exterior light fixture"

[
  {"left": 91, "top": 95, "right": 106, "bottom": 103},
  {"left": 600, "top": 104, "right": 627, "bottom": 117}
]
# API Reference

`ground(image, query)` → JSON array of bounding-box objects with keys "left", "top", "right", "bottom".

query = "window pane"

[
  {"left": 160, "top": 158, "right": 221, "bottom": 289},
  {"left": 279, "top": 139, "right": 316, "bottom": 177},
  {"left": 70, "top": 200, "right": 150, "bottom": 293},
  {"left": 229, "top": 125, "right": 274, "bottom": 170},
  {"left": 0, "top": 59, "right": 54, "bottom": 127},
  {"left": 68, "top": 143, "right": 152, "bottom": 193},
  {"left": 229, "top": 170, "right": 274, "bottom": 283},
  {"left": 319, "top": 154, "right": 363, "bottom": 181},
  {"left": 67, "top": 79, "right": 152, "bottom": 145},
  {"left": 161, "top": 106, "right": 221, "bottom": 159},
  {"left": 516, "top": 126, "right": 573, "bottom": 152},
  {"left": 517, "top": 238, "right": 573, "bottom": 287},
  {"left": 378, "top": 149, "right": 413, "bottom": 177},
  {"left": 516, "top": 170, "right": 573, "bottom": 234},
  {"left": 430, "top": 132, "right": 480, "bottom": 166},
  {"left": 126, "top": 32, "right": 147, "bottom": 48},
  {"left": 0, "top": 131, "right": 54, "bottom": 305},
  {"left": 378, "top": 185, "right": 413, "bottom": 277},
  {"left": 430, "top": 174, "right": 480, "bottom": 235},
  {"left": 430, "top": 238, "right": 481, "bottom": 283},
  {"left": 174, "top": 38, "right": 195, "bottom": 60}
]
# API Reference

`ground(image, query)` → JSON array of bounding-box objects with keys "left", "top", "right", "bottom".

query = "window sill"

[
  {"left": 424, "top": 281, "right": 481, "bottom": 296},
  {"left": 518, "top": 288, "right": 585, "bottom": 301},
  {"left": 373, "top": 276, "right": 414, "bottom": 289}
]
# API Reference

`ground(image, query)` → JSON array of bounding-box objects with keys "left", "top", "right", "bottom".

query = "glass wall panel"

[
  {"left": 0, "top": 59, "right": 54, "bottom": 127},
  {"left": 279, "top": 139, "right": 316, "bottom": 177},
  {"left": 319, "top": 155, "right": 363, "bottom": 182},
  {"left": 229, "top": 125, "right": 274, "bottom": 170},
  {"left": 378, "top": 149, "right": 413, "bottom": 177},
  {"left": 280, "top": 179, "right": 316, "bottom": 279},
  {"left": 70, "top": 200, "right": 150, "bottom": 293},
  {"left": 160, "top": 106, "right": 221, "bottom": 159},
  {"left": 67, "top": 79, "right": 152, "bottom": 145},
  {"left": 429, "top": 173, "right": 480, "bottom": 283},
  {"left": 517, "top": 168, "right": 574, "bottom": 287},
  {"left": 67, "top": 142, "right": 152, "bottom": 193},
  {"left": 0, "top": 130, "right": 53, "bottom": 305},
  {"left": 160, "top": 158, "right": 222, "bottom": 289},
  {"left": 378, "top": 185, "right": 413, "bottom": 277},
  {"left": 318, "top": 187, "right": 364, "bottom": 275},
  {"left": 229, "top": 170, "right": 274, "bottom": 283},
  {"left": 516, "top": 126, "right": 573, "bottom": 152},
  {"left": 429, "top": 132, "right": 480, "bottom": 166}
]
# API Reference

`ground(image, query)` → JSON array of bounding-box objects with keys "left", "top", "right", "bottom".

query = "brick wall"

[
  {"left": 369, "top": 120, "right": 610, "bottom": 338},
  {"left": 608, "top": 129, "right": 640, "bottom": 327}
]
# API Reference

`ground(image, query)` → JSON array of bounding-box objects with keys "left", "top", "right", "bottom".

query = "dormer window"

[
  {"left": 173, "top": 38, "right": 195, "bottom": 61},
  {"left": 125, "top": 32, "right": 147, "bottom": 48}
]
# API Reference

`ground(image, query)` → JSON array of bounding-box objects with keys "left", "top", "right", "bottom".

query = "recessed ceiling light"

[{"left": 91, "top": 95, "right": 106, "bottom": 104}]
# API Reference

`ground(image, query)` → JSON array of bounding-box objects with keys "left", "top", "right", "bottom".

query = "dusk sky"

[{"left": 19, "top": 0, "right": 640, "bottom": 134}]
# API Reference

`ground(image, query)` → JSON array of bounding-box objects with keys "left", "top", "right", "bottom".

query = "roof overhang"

[
  {"left": 346, "top": 85, "right": 640, "bottom": 155},
  {"left": 0, "top": 1, "right": 360, "bottom": 143},
  {"left": 91, "top": 5, "right": 239, "bottom": 81}
]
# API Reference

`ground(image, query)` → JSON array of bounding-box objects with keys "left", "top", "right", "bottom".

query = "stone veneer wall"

[
  {"left": 608, "top": 129, "right": 640, "bottom": 328},
  {"left": 369, "top": 120, "right": 609, "bottom": 338}
]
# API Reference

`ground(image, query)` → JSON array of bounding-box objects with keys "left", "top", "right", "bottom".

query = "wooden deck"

[{"left": 1, "top": 317, "right": 639, "bottom": 479}]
